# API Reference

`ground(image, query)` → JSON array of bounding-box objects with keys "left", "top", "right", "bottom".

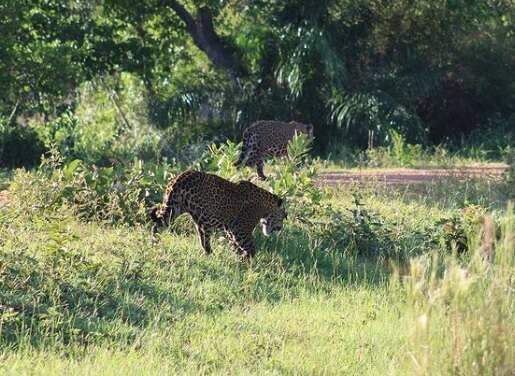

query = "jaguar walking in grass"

[
  {"left": 150, "top": 170, "right": 287, "bottom": 258},
  {"left": 234, "top": 120, "right": 314, "bottom": 180}
]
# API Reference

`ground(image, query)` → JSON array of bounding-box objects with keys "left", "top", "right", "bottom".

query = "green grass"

[
  {"left": 0, "top": 174, "right": 514, "bottom": 374},
  {"left": 0, "top": 212, "right": 399, "bottom": 374},
  {"left": 357, "top": 176, "right": 510, "bottom": 210},
  {"left": 0, "top": 290, "right": 406, "bottom": 375},
  {"left": 321, "top": 129, "right": 511, "bottom": 170},
  {"left": 319, "top": 154, "right": 499, "bottom": 171}
]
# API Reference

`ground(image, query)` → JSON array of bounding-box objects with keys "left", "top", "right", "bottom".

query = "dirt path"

[
  {"left": 0, "top": 191, "right": 8, "bottom": 207},
  {"left": 0, "top": 191, "right": 7, "bottom": 208},
  {"left": 318, "top": 163, "right": 509, "bottom": 186}
]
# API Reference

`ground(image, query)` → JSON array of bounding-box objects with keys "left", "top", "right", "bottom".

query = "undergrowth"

[
  {"left": 0, "top": 135, "right": 513, "bottom": 374},
  {"left": 324, "top": 129, "right": 513, "bottom": 170}
]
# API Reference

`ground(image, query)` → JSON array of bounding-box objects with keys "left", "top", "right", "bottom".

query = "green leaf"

[{"left": 63, "top": 159, "right": 82, "bottom": 179}]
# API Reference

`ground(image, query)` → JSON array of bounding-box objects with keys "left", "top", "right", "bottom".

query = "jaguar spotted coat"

[
  {"left": 150, "top": 170, "right": 287, "bottom": 258},
  {"left": 234, "top": 120, "right": 314, "bottom": 179}
]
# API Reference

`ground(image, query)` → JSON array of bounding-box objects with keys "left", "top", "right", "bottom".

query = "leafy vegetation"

[
  {"left": 0, "top": 0, "right": 514, "bottom": 373},
  {"left": 1, "top": 0, "right": 514, "bottom": 168},
  {"left": 1, "top": 138, "right": 514, "bottom": 373}
]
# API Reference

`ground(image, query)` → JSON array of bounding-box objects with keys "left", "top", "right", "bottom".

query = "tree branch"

[
  {"left": 7, "top": 99, "right": 20, "bottom": 125},
  {"left": 161, "top": 0, "right": 248, "bottom": 80},
  {"left": 161, "top": 0, "right": 195, "bottom": 31}
]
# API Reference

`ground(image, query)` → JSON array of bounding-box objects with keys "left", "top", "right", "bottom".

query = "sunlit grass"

[{"left": 0, "top": 168, "right": 513, "bottom": 374}]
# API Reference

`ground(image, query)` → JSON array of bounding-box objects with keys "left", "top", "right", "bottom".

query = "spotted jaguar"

[
  {"left": 234, "top": 120, "right": 314, "bottom": 179},
  {"left": 150, "top": 170, "right": 287, "bottom": 258}
]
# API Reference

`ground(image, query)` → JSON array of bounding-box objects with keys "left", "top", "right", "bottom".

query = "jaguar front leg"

[
  {"left": 225, "top": 229, "right": 256, "bottom": 259},
  {"left": 195, "top": 223, "right": 213, "bottom": 255},
  {"left": 235, "top": 133, "right": 258, "bottom": 169},
  {"left": 255, "top": 159, "right": 266, "bottom": 180}
]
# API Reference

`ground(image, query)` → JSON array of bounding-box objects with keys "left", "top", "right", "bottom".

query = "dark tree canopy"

[{"left": 1, "top": 0, "right": 514, "bottom": 150}]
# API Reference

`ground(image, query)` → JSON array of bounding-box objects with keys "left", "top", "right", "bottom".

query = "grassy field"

[{"left": 0, "top": 164, "right": 513, "bottom": 375}]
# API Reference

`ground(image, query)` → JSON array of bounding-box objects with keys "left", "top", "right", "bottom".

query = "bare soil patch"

[
  {"left": 0, "top": 191, "right": 8, "bottom": 208},
  {"left": 318, "top": 163, "right": 508, "bottom": 186}
]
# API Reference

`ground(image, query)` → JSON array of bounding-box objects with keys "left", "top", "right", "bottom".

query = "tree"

[
  {"left": 161, "top": 0, "right": 248, "bottom": 79},
  {"left": 1, "top": 0, "right": 513, "bottom": 151}
]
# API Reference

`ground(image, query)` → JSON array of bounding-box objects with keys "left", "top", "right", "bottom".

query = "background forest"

[{"left": 1, "top": 0, "right": 514, "bottom": 167}]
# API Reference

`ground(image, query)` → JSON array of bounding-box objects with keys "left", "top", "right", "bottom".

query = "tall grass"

[
  {"left": 1, "top": 185, "right": 513, "bottom": 374},
  {"left": 399, "top": 206, "right": 515, "bottom": 374},
  {"left": 0, "top": 136, "right": 513, "bottom": 374}
]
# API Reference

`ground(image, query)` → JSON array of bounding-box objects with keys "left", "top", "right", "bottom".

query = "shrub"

[
  {"left": 30, "top": 111, "right": 79, "bottom": 160},
  {"left": 0, "top": 118, "right": 46, "bottom": 168},
  {"left": 8, "top": 148, "right": 178, "bottom": 225},
  {"left": 435, "top": 205, "right": 487, "bottom": 254},
  {"left": 366, "top": 130, "right": 425, "bottom": 168}
]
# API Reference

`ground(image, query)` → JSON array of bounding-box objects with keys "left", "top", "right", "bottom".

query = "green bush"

[
  {"left": 8, "top": 148, "right": 178, "bottom": 225},
  {"left": 28, "top": 79, "right": 159, "bottom": 165},
  {"left": 0, "top": 118, "right": 46, "bottom": 168},
  {"left": 366, "top": 130, "right": 425, "bottom": 168},
  {"left": 435, "top": 205, "right": 487, "bottom": 254},
  {"left": 31, "top": 111, "right": 79, "bottom": 160}
]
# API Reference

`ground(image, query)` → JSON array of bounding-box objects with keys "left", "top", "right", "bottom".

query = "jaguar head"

[
  {"left": 290, "top": 121, "right": 314, "bottom": 139},
  {"left": 260, "top": 197, "right": 287, "bottom": 237}
]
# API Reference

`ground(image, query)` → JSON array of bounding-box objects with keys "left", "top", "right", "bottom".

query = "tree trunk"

[{"left": 161, "top": 0, "right": 248, "bottom": 80}]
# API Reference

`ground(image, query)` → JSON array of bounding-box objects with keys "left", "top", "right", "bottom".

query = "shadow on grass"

[
  {"left": 0, "top": 251, "right": 203, "bottom": 349},
  {"left": 255, "top": 225, "right": 401, "bottom": 289}
]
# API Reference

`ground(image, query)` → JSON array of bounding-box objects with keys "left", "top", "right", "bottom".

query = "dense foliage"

[{"left": 1, "top": 0, "right": 514, "bottom": 167}]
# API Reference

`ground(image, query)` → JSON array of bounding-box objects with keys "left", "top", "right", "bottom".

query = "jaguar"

[
  {"left": 150, "top": 170, "right": 287, "bottom": 258},
  {"left": 234, "top": 120, "right": 314, "bottom": 179}
]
